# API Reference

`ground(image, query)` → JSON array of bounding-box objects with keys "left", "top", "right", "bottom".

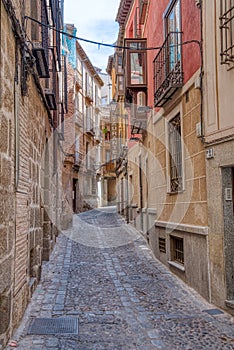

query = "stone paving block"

[
  {"left": 147, "top": 328, "right": 161, "bottom": 339},
  {"left": 5, "top": 211, "right": 234, "bottom": 350}
]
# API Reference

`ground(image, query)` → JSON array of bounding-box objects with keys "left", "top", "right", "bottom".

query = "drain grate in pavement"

[
  {"left": 203, "top": 309, "right": 224, "bottom": 315},
  {"left": 27, "top": 317, "right": 78, "bottom": 335}
]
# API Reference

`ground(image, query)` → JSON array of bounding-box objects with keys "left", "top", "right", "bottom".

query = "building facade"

[
  {"left": 62, "top": 24, "right": 103, "bottom": 222},
  {"left": 203, "top": 0, "right": 234, "bottom": 311},
  {"left": 113, "top": 0, "right": 212, "bottom": 303},
  {"left": 112, "top": 0, "right": 234, "bottom": 314},
  {"left": 0, "top": 0, "right": 66, "bottom": 347},
  {"left": 106, "top": 38, "right": 129, "bottom": 216}
]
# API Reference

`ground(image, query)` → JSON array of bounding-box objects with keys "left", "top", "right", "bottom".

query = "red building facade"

[{"left": 114, "top": 0, "right": 215, "bottom": 305}]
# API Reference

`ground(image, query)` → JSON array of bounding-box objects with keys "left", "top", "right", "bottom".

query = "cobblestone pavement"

[{"left": 6, "top": 207, "right": 234, "bottom": 350}]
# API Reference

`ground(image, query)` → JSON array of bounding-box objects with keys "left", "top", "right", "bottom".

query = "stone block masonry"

[{"left": 0, "top": 1, "right": 64, "bottom": 348}]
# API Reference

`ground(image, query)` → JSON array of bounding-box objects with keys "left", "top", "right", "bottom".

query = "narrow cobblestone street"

[{"left": 6, "top": 208, "right": 234, "bottom": 350}]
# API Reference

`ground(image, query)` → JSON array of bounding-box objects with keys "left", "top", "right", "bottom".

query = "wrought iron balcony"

[
  {"left": 130, "top": 106, "right": 150, "bottom": 134},
  {"left": 153, "top": 32, "right": 183, "bottom": 107}
]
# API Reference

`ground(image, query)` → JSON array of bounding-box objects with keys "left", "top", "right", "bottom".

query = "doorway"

[{"left": 222, "top": 167, "right": 234, "bottom": 301}]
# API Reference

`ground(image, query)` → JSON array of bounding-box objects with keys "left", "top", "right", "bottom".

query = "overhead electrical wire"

[{"left": 24, "top": 16, "right": 202, "bottom": 52}]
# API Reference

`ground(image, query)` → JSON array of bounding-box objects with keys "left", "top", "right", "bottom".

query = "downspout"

[
  {"left": 199, "top": 0, "right": 205, "bottom": 143},
  {"left": 198, "top": 0, "right": 211, "bottom": 303}
]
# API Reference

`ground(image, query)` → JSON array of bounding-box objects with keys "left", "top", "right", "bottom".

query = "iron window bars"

[
  {"left": 220, "top": 0, "right": 234, "bottom": 66},
  {"left": 168, "top": 114, "right": 183, "bottom": 193},
  {"left": 171, "top": 236, "right": 184, "bottom": 264}
]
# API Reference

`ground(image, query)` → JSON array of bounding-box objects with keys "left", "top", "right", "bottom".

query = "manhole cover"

[
  {"left": 203, "top": 309, "right": 224, "bottom": 315},
  {"left": 27, "top": 317, "right": 78, "bottom": 335}
]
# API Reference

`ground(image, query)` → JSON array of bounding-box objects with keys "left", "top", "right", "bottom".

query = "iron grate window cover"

[
  {"left": 171, "top": 236, "right": 184, "bottom": 264},
  {"left": 159, "top": 237, "right": 166, "bottom": 253},
  {"left": 27, "top": 317, "right": 79, "bottom": 335},
  {"left": 220, "top": 0, "right": 234, "bottom": 66},
  {"left": 168, "top": 114, "right": 183, "bottom": 193}
]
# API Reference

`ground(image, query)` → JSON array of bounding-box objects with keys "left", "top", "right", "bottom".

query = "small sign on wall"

[{"left": 225, "top": 188, "right": 233, "bottom": 201}]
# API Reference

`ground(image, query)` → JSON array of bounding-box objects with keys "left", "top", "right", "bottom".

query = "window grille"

[
  {"left": 159, "top": 237, "right": 166, "bottom": 253},
  {"left": 168, "top": 114, "right": 183, "bottom": 193},
  {"left": 220, "top": 0, "right": 234, "bottom": 66},
  {"left": 171, "top": 236, "right": 184, "bottom": 264}
]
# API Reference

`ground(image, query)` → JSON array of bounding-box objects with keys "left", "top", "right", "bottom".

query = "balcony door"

[{"left": 165, "top": 0, "right": 181, "bottom": 71}]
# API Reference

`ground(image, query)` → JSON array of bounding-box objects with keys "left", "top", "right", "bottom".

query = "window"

[
  {"left": 171, "top": 236, "right": 184, "bottom": 264},
  {"left": 125, "top": 39, "right": 147, "bottom": 88},
  {"left": 118, "top": 75, "right": 124, "bottom": 92},
  {"left": 134, "top": 7, "right": 141, "bottom": 37},
  {"left": 220, "top": 0, "right": 234, "bottom": 66},
  {"left": 31, "top": 0, "right": 39, "bottom": 41},
  {"left": 86, "top": 142, "right": 90, "bottom": 169},
  {"left": 117, "top": 54, "right": 123, "bottom": 74},
  {"left": 130, "top": 52, "right": 146, "bottom": 84},
  {"left": 165, "top": 0, "right": 181, "bottom": 71},
  {"left": 139, "top": 0, "right": 148, "bottom": 24},
  {"left": 168, "top": 114, "right": 183, "bottom": 193},
  {"left": 92, "top": 177, "right": 96, "bottom": 194},
  {"left": 153, "top": 1, "right": 183, "bottom": 107},
  {"left": 75, "top": 137, "right": 79, "bottom": 164},
  {"left": 106, "top": 150, "right": 111, "bottom": 163},
  {"left": 159, "top": 237, "right": 166, "bottom": 253}
]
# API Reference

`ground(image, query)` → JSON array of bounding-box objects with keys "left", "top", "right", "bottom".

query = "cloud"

[
  {"left": 65, "top": 0, "right": 119, "bottom": 23},
  {"left": 64, "top": 0, "right": 119, "bottom": 70}
]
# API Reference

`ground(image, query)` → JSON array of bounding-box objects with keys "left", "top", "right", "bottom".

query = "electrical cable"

[{"left": 24, "top": 16, "right": 202, "bottom": 52}]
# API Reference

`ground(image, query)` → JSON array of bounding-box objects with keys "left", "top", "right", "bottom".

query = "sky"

[{"left": 64, "top": 0, "right": 120, "bottom": 72}]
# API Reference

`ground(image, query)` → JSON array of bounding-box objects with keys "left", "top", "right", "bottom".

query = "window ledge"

[
  {"left": 155, "top": 221, "right": 209, "bottom": 236},
  {"left": 225, "top": 300, "right": 234, "bottom": 309},
  {"left": 168, "top": 260, "right": 185, "bottom": 272},
  {"left": 167, "top": 190, "right": 184, "bottom": 195}
]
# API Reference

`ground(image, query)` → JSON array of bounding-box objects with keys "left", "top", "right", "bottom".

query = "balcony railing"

[
  {"left": 130, "top": 106, "right": 150, "bottom": 134},
  {"left": 153, "top": 32, "right": 183, "bottom": 107}
]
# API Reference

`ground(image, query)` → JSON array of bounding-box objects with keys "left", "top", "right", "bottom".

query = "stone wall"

[
  {"left": 0, "top": 1, "right": 64, "bottom": 348},
  {"left": 0, "top": 3, "right": 15, "bottom": 345}
]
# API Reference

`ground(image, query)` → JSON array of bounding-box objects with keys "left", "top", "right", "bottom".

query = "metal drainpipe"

[{"left": 199, "top": 0, "right": 205, "bottom": 143}]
